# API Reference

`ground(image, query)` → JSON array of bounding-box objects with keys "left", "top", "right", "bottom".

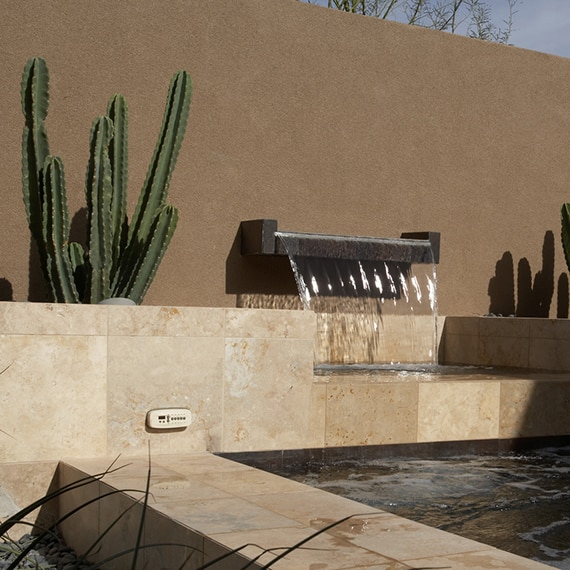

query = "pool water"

[{"left": 288, "top": 447, "right": 570, "bottom": 569}]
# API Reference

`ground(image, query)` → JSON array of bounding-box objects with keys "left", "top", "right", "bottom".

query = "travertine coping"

[{"left": 57, "top": 453, "right": 552, "bottom": 570}]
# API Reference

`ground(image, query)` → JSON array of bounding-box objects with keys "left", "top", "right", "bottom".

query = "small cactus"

[{"left": 21, "top": 57, "right": 191, "bottom": 304}]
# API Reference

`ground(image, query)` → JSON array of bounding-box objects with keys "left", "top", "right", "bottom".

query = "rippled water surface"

[{"left": 289, "top": 447, "right": 570, "bottom": 568}]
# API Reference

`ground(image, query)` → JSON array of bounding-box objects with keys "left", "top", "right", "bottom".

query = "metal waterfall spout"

[{"left": 240, "top": 219, "right": 440, "bottom": 366}]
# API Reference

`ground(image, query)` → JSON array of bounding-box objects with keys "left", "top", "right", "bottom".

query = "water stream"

[{"left": 275, "top": 232, "right": 438, "bottom": 366}]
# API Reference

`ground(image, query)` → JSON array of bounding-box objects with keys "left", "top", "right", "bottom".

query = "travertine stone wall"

[
  {"left": 441, "top": 316, "right": 570, "bottom": 370},
  {"left": 1, "top": 0, "right": 570, "bottom": 316},
  {"left": 0, "top": 303, "right": 317, "bottom": 462},
  {"left": 1, "top": 304, "right": 569, "bottom": 466}
]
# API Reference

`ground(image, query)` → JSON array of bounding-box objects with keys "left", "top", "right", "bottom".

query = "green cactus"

[
  {"left": 21, "top": 57, "right": 191, "bottom": 304},
  {"left": 561, "top": 203, "right": 570, "bottom": 273}
]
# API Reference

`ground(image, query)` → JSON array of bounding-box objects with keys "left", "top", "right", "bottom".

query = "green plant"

[{"left": 21, "top": 57, "right": 192, "bottom": 305}]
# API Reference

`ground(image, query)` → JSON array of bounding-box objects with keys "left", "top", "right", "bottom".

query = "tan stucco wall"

[{"left": 1, "top": 0, "right": 570, "bottom": 316}]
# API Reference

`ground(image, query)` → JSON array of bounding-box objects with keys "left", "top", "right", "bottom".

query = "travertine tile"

[
  {"left": 151, "top": 496, "right": 300, "bottom": 535},
  {"left": 225, "top": 308, "right": 315, "bottom": 339},
  {"left": 60, "top": 453, "right": 554, "bottom": 570},
  {"left": 441, "top": 316, "right": 479, "bottom": 336},
  {"left": 382, "top": 314, "right": 437, "bottom": 363},
  {"left": 58, "top": 464, "right": 102, "bottom": 558},
  {"left": 0, "top": 302, "right": 107, "bottom": 336},
  {"left": 0, "top": 335, "right": 107, "bottom": 462},
  {"left": 0, "top": 485, "right": 18, "bottom": 519},
  {"left": 151, "top": 452, "right": 256, "bottom": 475},
  {"left": 500, "top": 378, "right": 570, "bottom": 438},
  {"left": 440, "top": 332, "right": 479, "bottom": 365},
  {"left": 418, "top": 381, "right": 500, "bottom": 442},
  {"left": 147, "top": 477, "right": 234, "bottom": 503},
  {"left": 479, "top": 334, "right": 529, "bottom": 368},
  {"left": 479, "top": 317, "right": 530, "bottom": 338},
  {"left": 409, "top": 549, "right": 553, "bottom": 569},
  {"left": 315, "top": 312, "right": 437, "bottom": 365},
  {"left": 529, "top": 318, "right": 570, "bottom": 339},
  {"left": 107, "top": 336, "right": 225, "bottom": 455},
  {"left": 331, "top": 513, "right": 492, "bottom": 560},
  {"left": 0, "top": 461, "right": 57, "bottom": 518},
  {"left": 108, "top": 305, "right": 225, "bottom": 337},
  {"left": 74, "top": 459, "right": 234, "bottom": 504},
  {"left": 222, "top": 338, "right": 316, "bottom": 452},
  {"left": 202, "top": 538, "right": 263, "bottom": 570},
  {"left": 247, "top": 488, "right": 381, "bottom": 525},
  {"left": 196, "top": 467, "right": 311, "bottom": 497},
  {"left": 499, "top": 379, "right": 537, "bottom": 438},
  {"left": 96, "top": 480, "right": 147, "bottom": 569},
  {"left": 210, "top": 523, "right": 404, "bottom": 569},
  {"left": 0, "top": 461, "right": 59, "bottom": 540},
  {"left": 58, "top": 460, "right": 207, "bottom": 570},
  {"left": 307, "top": 382, "right": 327, "bottom": 448},
  {"left": 529, "top": 337, "right": 570, "bottom": 371},
  {"left": 325, "top": 383, "right": 418, "bottom": 446},
  {"left": 62, "top": 456, "right": 160, "bottom": 480},
  {"left": 142, "top": 508, "right": 205, "bottom": 570}
]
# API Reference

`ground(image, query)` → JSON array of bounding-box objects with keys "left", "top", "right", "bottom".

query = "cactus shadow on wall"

[
  {"left": 488, "top": 251, "right": 515, "bottom": 316},
  {"left": 27, "top": 236, "right": 47, "bottom": 302},
  {"left": 0, "top": 278, "right": 13, "bottom": 301},
  {"left": 488, "top": 230, "right": 566, "bottom": 318},
  {"left": 27, "top": 208, "right": 88, "bottom": 302}
]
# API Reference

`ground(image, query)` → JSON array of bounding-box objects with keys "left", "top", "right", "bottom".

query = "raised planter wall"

[
  {"left": 441, "top": 316, "right": 570, "bottom": 371},
  {"left": 2, "top": 305, "right": 570, "bottom": 525},
  {"left": 1, "top": 305, "right": 570, "bottom": 467},
  {"left": 0, "top": 302, "right": 316, "bottom": 463}
]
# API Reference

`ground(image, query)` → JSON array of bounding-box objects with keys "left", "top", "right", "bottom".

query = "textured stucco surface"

[{"left": 1, "top": 0, "right": 570, "bottom": 315}]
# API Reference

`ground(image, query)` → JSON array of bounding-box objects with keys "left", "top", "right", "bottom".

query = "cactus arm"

[
  {"left": 114, "top": 205, "right": 178, "bottom": 304},
  {"left": 42, "top": 157, "right": 80, "bottom": 303},
  {"left": 106, "top": 94, "right": 129, "bottom": 279},
  {"left": 127, "top": 71, "right": 191, "bottom": 246},
  {"left": 21, "top": 58, "right": 50, "bottom": 182},
  {"left": 561, "top": 203, "right": 570, "bottom": 273},
  {"left": 21, "top": 57, "right": 51, "bottom": 290},
  {"left": 85, "top": 116, "right": 114, "bottom": 304},
  {"left": 68, "top": 242, "right": 87, "bottom": 302},
  {"left": 68, "top": 241, "right": 86, "bottom": 272}
]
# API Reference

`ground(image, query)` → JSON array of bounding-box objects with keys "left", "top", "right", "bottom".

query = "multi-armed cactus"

[{"left": 21, "top": 57, "right": 191, "bottom": 304}]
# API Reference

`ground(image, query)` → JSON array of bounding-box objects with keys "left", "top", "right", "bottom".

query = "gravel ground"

[{"left": 0, "top": 532, "right": 96, "bottom": 570}]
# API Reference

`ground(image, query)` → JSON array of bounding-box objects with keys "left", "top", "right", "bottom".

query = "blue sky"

[
  {"left": 495, "top": 0, "right": 570, "bottom": 58},
  {"left": 306, "top": 1, "right": 570, "bottom": 59}
]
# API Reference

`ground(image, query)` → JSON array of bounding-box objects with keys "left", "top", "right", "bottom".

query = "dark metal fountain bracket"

[{"left": 240, "top": 219, "right": 440, "bottom": 264}]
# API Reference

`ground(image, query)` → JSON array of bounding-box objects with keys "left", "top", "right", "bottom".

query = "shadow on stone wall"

[
  {"left": 225, "top": 224, "right": 298, "bottom": 301},
  {"left": 520, "top": 382, "right": 570, "bottom": 441},
  {"left": 488, "top": 230, "right": 568, "bottom": 318}
]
